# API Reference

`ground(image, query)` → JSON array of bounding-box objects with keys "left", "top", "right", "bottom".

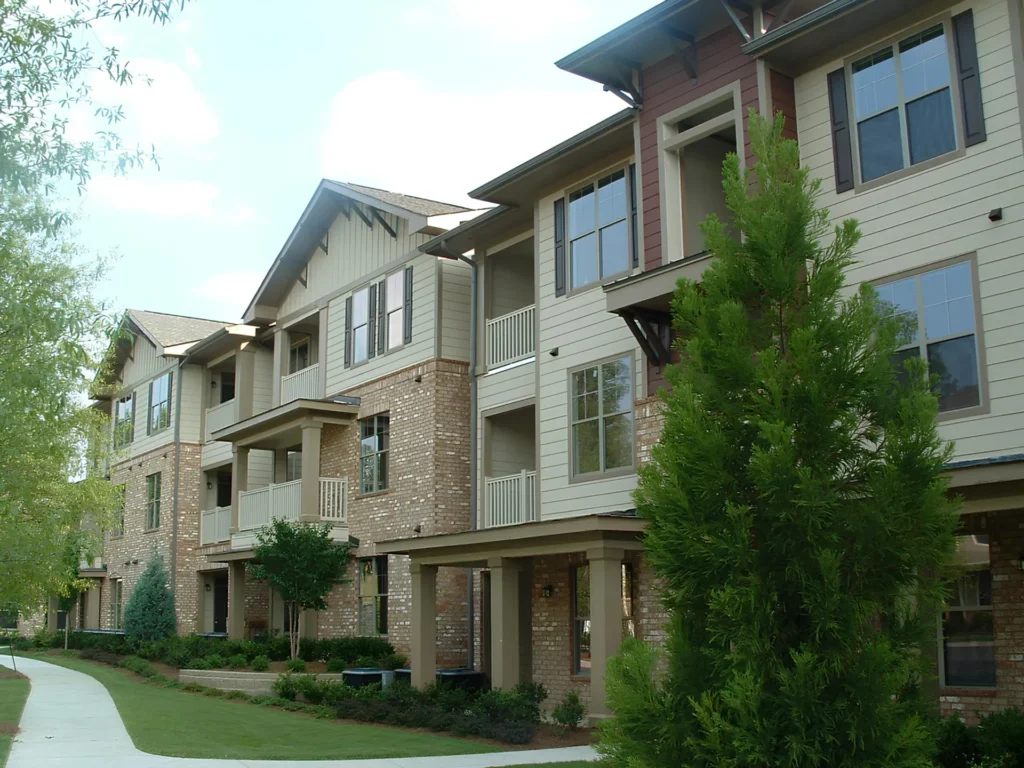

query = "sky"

[{"left": 63, "top": 0, "right": 661, "bottom": 323}]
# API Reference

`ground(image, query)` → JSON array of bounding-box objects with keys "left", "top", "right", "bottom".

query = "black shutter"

[
  {"left": 403, "top": 266, "right": 413, "bottom": 345},
  {"left": 554, "top": 197, "right": 566, "bottom": 296},
  {"left": 377, "top": 278, "right": 387, "bottom": 354},
  {"left": 367, "top": 284, "right": 377, "bottom": 360},
  {"left": 628, "top": 163, "right": 638, "bottom": 269},
  {"left": 343, "top": 296, "right": 353, "bottom": 368},
  {"left": 827, "top": 68, "right": 855, "bottom": 193},
  {"left": 953, "top": 10, "right": 986, "bottom": 147}
]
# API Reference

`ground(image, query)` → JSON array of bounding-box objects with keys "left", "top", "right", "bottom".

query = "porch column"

[
  {"left": 230, "top": 446, "right": 250, "bottom": 534},
  {"left": 410, "top": 561, "right": 438, "bottom": 689},
  {"left": 588, "top": 546, "right": 625, "bottom": 720},
  {"left": 271, "top": 327, "right": 290, "bottom": 407},
  {"left": 227, "top": 561, "right": 246, "bottom": 640},
  {"left": 488, "top": 557, "right": 522, "bottom": 690},
  {"left": 236, "top": 344, "right": 256, "bottom": 421},
  {"left": 317, "top": 308, "right": 328, "bottom": 397},
  {"left": 300, "top": 422, "right": 322, "bottom": 522},
  {"left": 274, "top": 450, "right": 288, "bottom": 483}
]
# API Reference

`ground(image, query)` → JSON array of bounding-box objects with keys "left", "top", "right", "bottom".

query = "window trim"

[
  {"left": 348, "top": 267, "right": 409, "bottom": 368},
  {"left": 938, "top": 534, "right": 995, "bottom": 689},
  {"left": 384, "top": 269, "right": 406, "bottom": 352},
  {"left": 147, "top": 371, "right": 172, "bottom": 436},
  {"left": 351, "top": 285, "right": 372, "bottom": 366},
  {"left": 113, "top": 392, "right": 135, "bottom": 449},
  {"left": 358, "top": 414, "right": 390, "bottom": 495},
  {"left": 844, "top": 14, "right": 967, "bottom": 194},
  {"left": 563, "top": 163, "right": 636, "bottom": 296},
  {"left": 358, "top": 555, "right": 389, "bottom": 637},
  {"left": 567, "top": 351, "right": 637, "bottom": 483},
  {"left": 145, "top": 472, "right": 161, "bottom": 531},
  {"left": 872, "top": 252, "right": 989, "bottom": 421}
]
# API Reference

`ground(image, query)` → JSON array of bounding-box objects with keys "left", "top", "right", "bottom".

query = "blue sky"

[{"left": 65, "top": 0, "right": 659, "bottom": 323}]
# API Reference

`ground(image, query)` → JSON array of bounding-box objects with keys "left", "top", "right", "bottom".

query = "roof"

[
  {"left": 421, "top": 205, "right": 533, "bottom": 259},
  {"left": 342, "top": 183, "right": 471, "bottom": 217},
  {"left": 127, "top": 309, "right": 232, "bottom": 349}
]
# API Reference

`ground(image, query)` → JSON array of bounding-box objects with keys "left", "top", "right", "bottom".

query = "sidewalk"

[{"left": 5, "top": 655, "right": 599, "bottom": 768}]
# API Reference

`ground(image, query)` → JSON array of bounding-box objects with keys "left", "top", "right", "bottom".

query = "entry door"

[{"left": 213, "top": 573, "right": 229, "bottom": 634}]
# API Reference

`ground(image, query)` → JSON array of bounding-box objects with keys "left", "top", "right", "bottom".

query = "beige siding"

[
  {"left": 120, "top": 334, "right": 165, "bottom": 387},
  {"left": 324, "top": 253, "right": 438, "bottom": 395},
  {"left": 178, "top": 365, "right": 204, "bottom": 443},
  {"left": 795, "top": 0, "right": 1024, "bottom": 463},
  {"left": 487, "top": 414, "right": 535, "bottom": 476},
  {"left": 439, "top": 257, "right": 472, "bottom": 361},
  {"left": 488, "top": 255, "right": 534, "bottom": 319},
  {"left": 253, "top": 347, "right": 274, "bottom": 415},
  {"left": 249, "top": 450, "right": 274, "bottom": 489},
  {"left": 535, "top": 160, "right": 644, "bottom": 520},
  {"left": 279, "top": 208, "right": 432, "bottom": 319},
  {"left": 476, "top": 361, "right": 537, "bottom": 513}
]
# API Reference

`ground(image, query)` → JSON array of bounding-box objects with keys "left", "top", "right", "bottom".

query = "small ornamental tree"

[
  {"left": 598, "top": 113, "right": 960, "bottom": 768},
  {"left": 123, "top": 551, "right": 176, "bottom": 642},
  {"left": 248, "top": 520, "right": 352, "bottom": 660}
]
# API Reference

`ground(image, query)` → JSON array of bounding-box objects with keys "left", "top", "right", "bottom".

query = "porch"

[{"left": 481, "top": 402, "right": 537, "bottom": 528}]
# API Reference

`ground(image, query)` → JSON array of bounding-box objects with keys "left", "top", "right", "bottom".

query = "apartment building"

[{"left": 381, "top": 0, "right": 1024, "bottom": 723}]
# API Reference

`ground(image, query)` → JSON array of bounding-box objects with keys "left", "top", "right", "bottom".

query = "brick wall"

[{"left": 636, "top": 396, "right": 666, "bottom": 467}]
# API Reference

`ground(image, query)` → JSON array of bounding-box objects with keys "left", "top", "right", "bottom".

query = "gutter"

[
  {"left": 169, "top": 358, "right": 185, "bottom": 596},
  {"left": 740, "top": 0, "right": 869, "bottom": 56}
]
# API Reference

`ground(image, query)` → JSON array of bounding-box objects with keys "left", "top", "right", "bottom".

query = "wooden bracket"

[{"left": 372, "top": 209, "right": 397, "bottom": 239}]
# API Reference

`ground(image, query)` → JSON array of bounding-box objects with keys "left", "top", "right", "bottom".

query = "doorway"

[{"left": 213, "top": 572, "right": 228, "bottom": 634}]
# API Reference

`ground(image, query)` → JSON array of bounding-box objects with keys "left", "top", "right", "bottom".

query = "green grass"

[
  {"left": 504, "top": 764, "right": 597, "bottom": 768},
  {"left": 23, "top": 654, "right": 501, "bottom": 760},
  {"left": 0, "top": 664, "right": 30, "bottom": 768}
]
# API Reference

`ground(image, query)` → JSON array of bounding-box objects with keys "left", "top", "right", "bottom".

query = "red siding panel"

[{"left": 770, "top": 69, "right": 799, "bottom": 140}]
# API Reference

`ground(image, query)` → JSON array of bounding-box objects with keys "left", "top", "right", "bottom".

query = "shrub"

[
  {"left": 936, "top": 716, "right": 982, "bottom": 768},
  {"left": 286, "top": 657, "right": 307, "bottom": 673},
  {"left": 182, "top": 682, "right": 207, "bottom": 693},
  {"left": 227, "top": 654, "right": 248, "bottom": 669},
  {"left": 251, "top": 655, "right": 270, "bottom": 672},
  {"left": 378, "top": 653, "right": 408, "bottom": 671},
  {"left": 552, "top": 690, "right": 585, "bottom": 730},
  {"left": 123, "top": 553, "right": 177, "bottom": 642},
  {"left": 161, "top": 680, "right": 184, "bottom": 689},
  {"left": 326, "top": 657, "right": 346, "bottom": 673},
  {"left": 136, "top": 641, "right": 160, "bottom": 661},
  {"left": 187, "top": 658, "right": 212, "bottom": 671},
  {"left": 249, "top": 695, "right": 275, "bottom": 706},
  {"left": 201, "top": 686, "right": 226, "bottom": 697},
  {"left": 223, "top": 690, "right": 250, "bottom": 701},
  {"left": 119, "top": 655, "right": 160, "bottom": 679},
  {"left": 272, "top": 673, "right": 298, "bottom": 701},
  {"left": 11, "top": 636, "right": 31, "bottom": 651},
  {"left": 204, "top": 653, "right": 227, "bottom": 669},
  {"left": 80, "top": 648, "right": 120, "bottom": 665},
  {"left": 976, "top": 709, "right": 1024, "bottom": 768}
]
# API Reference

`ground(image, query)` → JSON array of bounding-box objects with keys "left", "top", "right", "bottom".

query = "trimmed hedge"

[{"left": 937, "top": 710, "right": 1024, "bottom": 768}]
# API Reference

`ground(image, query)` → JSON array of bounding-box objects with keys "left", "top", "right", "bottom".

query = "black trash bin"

[
  {"left": 342, "top": 667, "right": 383, "bottom": 688},
  {"left": 437, "top": 668, "right": 487, "bottom": 692}
]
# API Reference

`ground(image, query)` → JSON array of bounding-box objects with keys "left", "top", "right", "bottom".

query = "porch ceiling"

[
  {"left": 211, "top": 397, "right": 360, "bottom": 451},
  {"left": 377, "top": 513, "right": 646, "bottom": 567}
]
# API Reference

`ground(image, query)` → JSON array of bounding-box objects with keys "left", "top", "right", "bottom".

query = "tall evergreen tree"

[
  {"left": 599, "top": 113, "right": 959, "bottom": 768},
  {"left": 123, "top": 551, "right": 176, "bottom": 641}
]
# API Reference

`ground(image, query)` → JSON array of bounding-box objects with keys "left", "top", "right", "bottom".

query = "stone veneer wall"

[{"left": 317, "top": 359, "right": 472, "bottom": 666}]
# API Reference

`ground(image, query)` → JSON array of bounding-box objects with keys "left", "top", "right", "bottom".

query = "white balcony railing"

[
  {"left": 237, "top": 477, "right": 349, "bottom": 532},
  {"left": 205, "top": 398, "right": 239, "bottom": 442},
  {"left": 483, "top": 470, "right": 537, "bottom": 528},
  {"left": 281, "top": 363, "right": 320, "bottom": 403},
  {"left": 200, "top": 506, "right": 232, "bottom": 545},
  {"left": 486, "top": 305, "right": 535, "bottom": 370}
]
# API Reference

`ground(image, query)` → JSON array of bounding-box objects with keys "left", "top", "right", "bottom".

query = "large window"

[
  {"left": 146, "top": 472, "right": 161, "bottom": 530},
  {"left": 572, "top": 564, "right": 591, "bottom": 676},
  {"left": 851, "top": 24, "right": 957, "bottom": 183},
  {"left": 570, "top": 355, "right": 634, "bottom": 478},
  {"left": 289, "top": 337, "right": 311, "bottom": 373},
  {"left": 352, "top": 287, "right": 371, "bottom": 364},
  {"left": 113, "top": 393, "right": 134, "bottom": 448},
  {"left": 878, "top": 259, "right": 982, "bottom": 414},
  {"left": 385, "top": 270, "right": 405, "bottom": 350},
  {"left": 148, "top": 372, "right": 171, "bottom": 434},
  {"left": 358, "top": 556, "right": 388, "bottom": 636},
  {"left": 568, "top": 169, "right": 630, "bottom": 290},
  {"left": 359, "top": 415, "right": 389, "bottom": 494},
  {"left": 942, "top": 535, "right": 995, "bottom": 687}
]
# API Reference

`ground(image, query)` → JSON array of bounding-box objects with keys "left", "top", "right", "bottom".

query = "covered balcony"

[
  {"left": 275, "top": 312, "right": 324, "bottom": 405},
  {"left": 484, "top": 237, "right": 535, "bottom": 371},
  {"left": 482, "top": 403, "right": 536, "bottom": 528},
  {"left": 234, "top": 477, "right": 348, "bottom": 547},
  {"left": 201, "top": 505, "right": 232, "bottom": 545}
]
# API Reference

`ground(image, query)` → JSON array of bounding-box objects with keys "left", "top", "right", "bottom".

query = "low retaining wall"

[{"left": 179, "top": 669, "right": 346, "bottom": 695}]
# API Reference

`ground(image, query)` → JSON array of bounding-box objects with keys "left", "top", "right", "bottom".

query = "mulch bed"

[
  {"left": 0, "top": 723, "right": 18, "bottom": 736},
  {"left": 0, "top": 669, "right": 26, "bottom": 680}
]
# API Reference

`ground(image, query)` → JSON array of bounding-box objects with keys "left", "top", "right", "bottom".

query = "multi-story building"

[{"left": 382, "top": 0, "right": 1024, "bottom": 723}]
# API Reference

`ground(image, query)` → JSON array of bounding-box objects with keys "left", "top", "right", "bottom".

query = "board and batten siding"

[
  {"left": 536, "top": 167, "right": 644, "bottom": 520},
  {"left": 439, "top": 257, "right": 472, "bottom": 361},
  {"left": 278, "top": 208, "right": 432, "bottom": 320},
  {"left": 324, "top": 252, "right": 438, "bottom": 395},
  {"left": 795, "top": 0, "right": 1024, "bottom": 462}
]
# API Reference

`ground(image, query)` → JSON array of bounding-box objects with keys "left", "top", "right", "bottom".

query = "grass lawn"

[
  {"left": 505, "top": 764, "right": 597, "bottom": 768},
  {"left": 0, "top": 664, "right": 30, "bottom": 768},
  {"left": 24, "top": 654, "right": 501, "bottom": 760}
]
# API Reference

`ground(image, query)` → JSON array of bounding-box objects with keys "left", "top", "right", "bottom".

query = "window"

[
  {"left": 289, "top": 338, "right": 310, "bottom": 373},
  {"left": 852, "top": 24, "right": 957, "bottom": 183},
  {"left": 878, "top": 259, "right": 982, "bottom": 414},
  {"left": 352, "top": 287, "right": 371, "bottom": 364},
  {"left": 112, "top": 580, "right": 123, "bottom": 630},
  {"left": 219, "top": 371, "right": 235, "bottom": 404},
  {"left": 215, "top": 472, "right": 232, "bottom": 509},
  {"left": 148, "top": 372, "right": 171, "bottom": 434},
  {"left": 385, "top": 270, "right": 405, "bottom": 350},
  {"left": 572, "top": 564, "right": 591, "bottom": 675},
  {"left": 286, "top": 451, "right": 302, "bottom": 482},
  {"left": 359, "top": 415, "right": 389, "bottom": 494},
  {"left": 0, "top": 607, "right": 17, "bottom": 629},
  {"left": 113, "top": 393, "right": 134, "bottom": 448},
  {"left": 568, "top": 169, "right": 630, "bottom": 290},
  {"left": 146, "top": 472, "right": 161, "bottom": 530},
  {"left": 358, "top": 556, "right": 388, "bottom": 636},
  {"left": 114, "top": 484, "right": 126, "bottom": 536},
  {"left": 941, "top": 535, "right": 994, "bottom": 687},
  {"left": 571, "top": 355, "right": 634, "bottom": 477}
]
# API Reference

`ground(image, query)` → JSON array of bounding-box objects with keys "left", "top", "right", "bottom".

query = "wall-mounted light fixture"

[
  {"left": 549, "top": 348, "right": 559, "bottom": 357},
  {"left": 210, "top": 380, "right": 218, "bottom": 389},
  {"left": 205, "top": 583, "right": 212, "bottom": 592},
  {"left": 207, "top": 481, "right": 213, "bottom": 490},
  {"left": 989, "top": 208, "right": 1003, "bottom": 222},
  {"left": 541, "top": 585, "right": 554, "bottom": 598},
  {"left": 414, "top": 375, "right": 422, "bottom": 383}
]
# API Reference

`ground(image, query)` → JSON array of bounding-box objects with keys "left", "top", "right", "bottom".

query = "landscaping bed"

[{"left": 0, "top": 664, "right": 29, "bottom": 767}]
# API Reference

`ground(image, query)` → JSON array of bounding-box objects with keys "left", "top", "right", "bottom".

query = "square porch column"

[
  {"left": 235, "top": 344, "right": 256, "bottom": 421},
  {"left": 410, "top": 561, "right": 438, "bottom": 689},
  {"left": 271, "top": 327, "right": 290, "bottom": 407},
  {"left": 230, "top": 446, "right": 249, "bottom": 534},
  {"left": 488, "top": 557, "right": 522, "bottom": 690},
  {"left": 227, "top": 560, "right": 246, "bottom": 640},
  {"left": 588, "top": 546, "right": 625, "bottom": 720},
  {"left": 300, "top": 422, "right": 322, "bottom": 522}
]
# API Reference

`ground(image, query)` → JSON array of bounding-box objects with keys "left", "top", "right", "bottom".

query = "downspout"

[{"left": 169, "top": 358, "right": 185, "bottom": 596}]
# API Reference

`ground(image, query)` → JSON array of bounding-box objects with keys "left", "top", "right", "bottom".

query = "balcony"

[
  {"left": 205, "top": 399, "right": 239, "bottom": 442},
  {"left": 486, "top": 305, "right": 535, "bottom": 370},
  {"left": 281, "top": 363, "right": 320, "bottom": 403},
  {"left": 483, "top": 470, "right": 537, "bottom": 528},
  {"left": 200, "top": 506, "right": 231, "bottom": 545},
  {"left": 236, "top": 477, "right": 348, "bottom": 538}
]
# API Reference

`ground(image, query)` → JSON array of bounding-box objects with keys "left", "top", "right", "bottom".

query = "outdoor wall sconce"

[
  {"left": 989, "top": 208, "right": 1003, "bottom": 222},
  {"left": 207, "top": 481, "right": 213, "bottom": 490},
  {"left": 549, "top": 347, "right": 559, "bottom": 357},
  {"left": 413, "top": 524, "right": 422, "bottom": 534},
  {"left": 210, "top": 380, "right": 218, "bottom": 389},
  {"left": 414, "top": 375, "right": 422, "bottom": 383},
  {"left": 205, "top": 583, "right": 212, "bottom": 592},
  {"left": 542, "top": 585, "right": 554, "bottom": 598}
]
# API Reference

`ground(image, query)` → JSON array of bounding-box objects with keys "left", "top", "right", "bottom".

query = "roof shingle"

[
  {"left": 340, "top": 182, "right": 471, "bottom": 217},
  {"left": 128, "top": 309, "right": 232, "bottom": 349}
]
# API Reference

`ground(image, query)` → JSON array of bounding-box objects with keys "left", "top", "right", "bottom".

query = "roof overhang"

[
  {"left": 421, "top": 206, "right": 534, "bottom": 258},
  {"left": 184, "top": 325, "right": 261, "bottom": 365},
  {"left": 78, "top": 567, "right": 106, "bottom": 578},
  {"left": 377, "top": 513, "right": 645, "bottom": 568},
  {"left": 604, "top": 253, "right": 713, "bottom": 315},
  {"left": 211, "top": 396, "right": 361, "bottom": 450},
  {"left": 468, "top": 109, "right": 637, "bottom": 207}
]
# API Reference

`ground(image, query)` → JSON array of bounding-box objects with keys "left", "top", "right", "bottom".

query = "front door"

[{"left": 213, "top": 573, "right": 229, "bottom": 634}]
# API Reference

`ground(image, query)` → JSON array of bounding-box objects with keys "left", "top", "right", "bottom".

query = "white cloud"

[
  {"left": 191, "top": 272, "right": 264, "bottom": 317},
  {"left": 184, "top": 47, "right": 202, "bottom": 70},
  {"left": 85, "top": 176, "right": 253, "bottom": 224},
  {"left": 319, "top": 71, "right": 618, "bottom": 205}
]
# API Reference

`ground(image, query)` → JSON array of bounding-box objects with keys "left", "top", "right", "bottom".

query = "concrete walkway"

[{"left": 4, "top": 655, "right": 599, "bottom": 768}]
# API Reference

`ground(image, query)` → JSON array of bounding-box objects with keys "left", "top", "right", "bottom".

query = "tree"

[
  {"left": 598, "top": 113, "right": 959, "bottom": 768},
  {"left": 249, "top": 520, "right": 352, "bottom": 660},
  {"left": 55, "top": 531, "right": 96, "bottom": 649},
  {"left": 123, "top": 550, "right": 176, "bottom": 641}
]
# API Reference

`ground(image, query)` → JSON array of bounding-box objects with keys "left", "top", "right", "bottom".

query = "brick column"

[
  {"left": 227, "top": 561, "right": 246, "bottom": 640},
  {"left": 230, "top": 446, "right": 249, "bottom": 533},
  {"left": 300, "top": 423, "right": 322, "bottom": 522},
  {"left": 411, "top": 561, "right": 438, "bottom": 689},
  {"left": 489, "top": 557, "right": 522, "bottom": 690},
  {"left": 588, "top": 546, "right": 625, "bottom": 720}
]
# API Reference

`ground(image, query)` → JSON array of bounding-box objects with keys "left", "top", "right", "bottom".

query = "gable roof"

[
  {"left": 343, "top": 183, "right": 470, "bottom": 217},
  {"left": 127, "top": 309, "right": 232, "bottom": 349}
]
